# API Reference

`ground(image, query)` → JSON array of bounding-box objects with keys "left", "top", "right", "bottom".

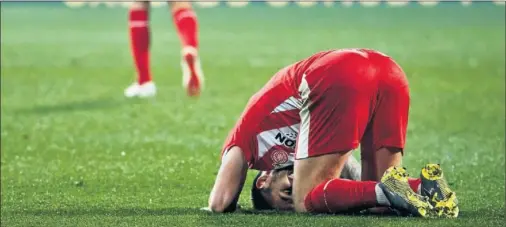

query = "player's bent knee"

[{"left": 293, "top": 153, "right": 352, "bottom": 213}]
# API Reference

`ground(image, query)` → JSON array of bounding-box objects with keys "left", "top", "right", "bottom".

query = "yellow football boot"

[
  {"left": 379, "top": 166, "right": 435, "bottom": 217},
  {"left": 420, "top": 164, "right": 459, "bottom": 218}
]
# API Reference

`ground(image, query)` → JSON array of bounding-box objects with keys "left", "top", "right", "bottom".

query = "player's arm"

[
  {"left": 340, "top": 155, "right": 362, "bottom": 181},
  {"left": 207, "top": 146, "right": 249, "bottom": 213}
]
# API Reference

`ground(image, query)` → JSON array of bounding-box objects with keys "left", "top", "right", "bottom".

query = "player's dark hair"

[{"left": 251, "top": 171, "right": 274, "bottom": 210}]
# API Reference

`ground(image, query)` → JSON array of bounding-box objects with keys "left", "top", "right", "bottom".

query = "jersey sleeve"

[{"left": 221, "top": 125, "right": 256, "bottom": 167}]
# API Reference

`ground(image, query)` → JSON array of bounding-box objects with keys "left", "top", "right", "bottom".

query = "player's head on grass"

[{"left": 251, "top": 165, "right": 294, "bottom": 211}]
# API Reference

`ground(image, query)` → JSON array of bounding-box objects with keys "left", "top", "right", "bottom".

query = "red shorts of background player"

[{"left": 295, "top": 49, "right": 410, "bottom": 160}]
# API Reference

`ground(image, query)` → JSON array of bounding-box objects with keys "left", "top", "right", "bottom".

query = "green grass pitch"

[{"left": 1, "top": 2, "right": 504, "bottom": 226}]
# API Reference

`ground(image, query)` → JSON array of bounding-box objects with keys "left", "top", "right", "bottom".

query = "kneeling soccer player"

[{"left": 206, "top": 48, "right": 458, "bottom": 217}]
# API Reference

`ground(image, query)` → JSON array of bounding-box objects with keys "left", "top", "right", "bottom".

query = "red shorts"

[{"left": 295, "top": 49, "right": 410, "bottom": 160}]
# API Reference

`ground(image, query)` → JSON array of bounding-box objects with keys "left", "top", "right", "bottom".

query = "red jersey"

[
  {"left": 222, "top": 48, "right": 409, "bottom": 171},
  {"left": 222, "top": 50, "right": 336, "bottom": 170}
]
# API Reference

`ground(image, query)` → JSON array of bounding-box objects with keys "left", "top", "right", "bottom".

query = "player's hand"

[
  {"left": 200, "top": 207, "right": 213, "bottom": 212},
  {"left": 200, "top": 203, "right": 241, "bottom": 213}
]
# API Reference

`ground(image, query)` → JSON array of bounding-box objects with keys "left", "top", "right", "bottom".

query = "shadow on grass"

[
  {"left": 8, "top": 207, "right": 203, "bottom": 217},
  {"left": 11, "top": 96, "right": 134, "bottom": 115},
  {"left": 7, "top": 208, "right": 298, "bottom": 217},
  {"left": 6, "top": 207, "right": 471, "bottom": 217},
  {"left": 5, "top": 207, "right": 497, "bottom": 219},
  {"left": 6, "top": 207, "right": 355, "bottom": 217}
]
